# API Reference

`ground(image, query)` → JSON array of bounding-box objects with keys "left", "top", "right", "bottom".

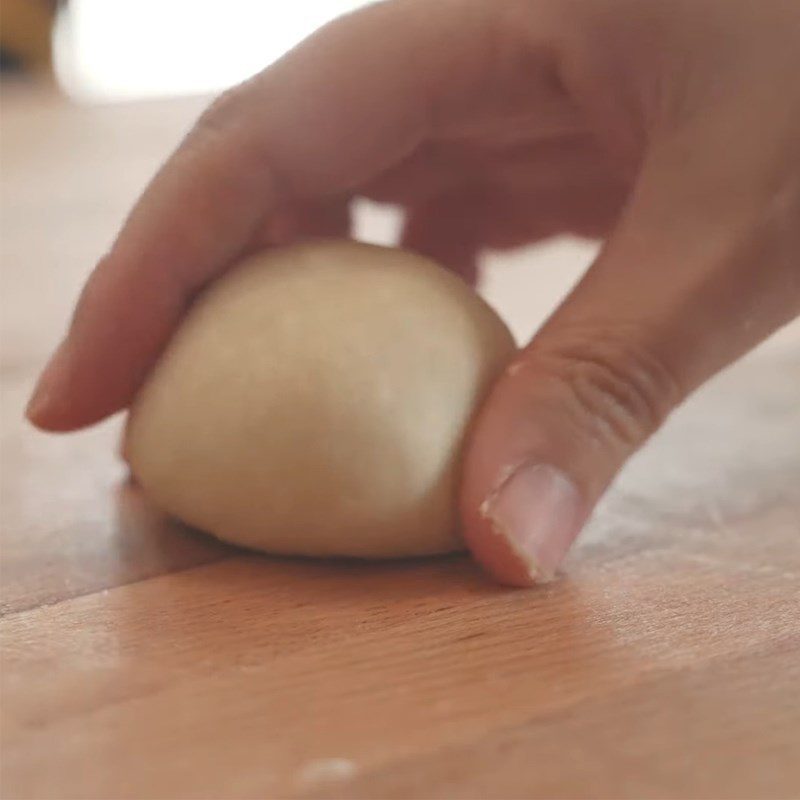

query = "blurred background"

[{"left": 2, "top": 0, "right": 373, "bottom": 100}]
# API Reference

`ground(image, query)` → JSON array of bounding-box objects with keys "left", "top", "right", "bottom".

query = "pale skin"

[{"left": 27, "top": 0, "right": 800, "bottom": 585}]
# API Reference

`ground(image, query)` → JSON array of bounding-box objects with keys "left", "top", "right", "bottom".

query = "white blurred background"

[{"left": 53, "top": 0, "right": 374, "bottom": 102}]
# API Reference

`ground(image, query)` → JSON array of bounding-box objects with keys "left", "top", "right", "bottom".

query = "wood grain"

[{"left": 1, "top": 83, "right": 799, "bottom": 800}]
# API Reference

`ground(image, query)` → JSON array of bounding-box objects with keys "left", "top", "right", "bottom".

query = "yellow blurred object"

[{"left": 1, "top": 0, "right": 56, "bottom": 72}]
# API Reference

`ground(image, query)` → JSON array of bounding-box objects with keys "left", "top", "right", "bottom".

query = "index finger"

[{"left": 27, "top": 0, "right": 569, "bottom": 431}]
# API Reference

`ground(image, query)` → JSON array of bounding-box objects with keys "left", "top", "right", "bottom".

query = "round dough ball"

[{"left": 126, "top": 241, "right": 515, "bottom": 558}]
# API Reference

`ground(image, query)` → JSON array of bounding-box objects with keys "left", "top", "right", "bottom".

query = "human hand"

[{"left": 27, "top": 0, "right": 800, "bottom": 585}]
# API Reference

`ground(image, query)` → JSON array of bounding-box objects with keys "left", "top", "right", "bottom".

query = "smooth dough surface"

[{"left": 126, "top": 241, "right": 515, "bottom": 558}]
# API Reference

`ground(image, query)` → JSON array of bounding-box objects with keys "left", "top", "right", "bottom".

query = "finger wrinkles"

[{"left": 525, "top": 325, "right": 683, "bottom": 452}]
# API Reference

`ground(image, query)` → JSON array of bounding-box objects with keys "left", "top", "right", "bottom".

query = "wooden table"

[{"left": 2, "top": 83, "right": 799, "bottom": 800}]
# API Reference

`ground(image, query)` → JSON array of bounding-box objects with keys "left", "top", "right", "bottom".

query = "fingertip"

[
  {"left": 459, "top": 354, "right": 589, "bottom": 587},
  {"left": 25, "top": 345, "right": 65, "bottom": 430},
  {"left": 25, "top": 340, "right": 126, "bottom": 432},
  {"left": 460, "top": 508, "right": 539, "bottom": 587},
  {"left": 460, "top": 463, "right": 543, "bottom": 588},
  {"left": 462, "top": 464, "right": 586, "bottom": 587},
  {"left": 25, "top": 385, "right": 50, "bottom": 429},
  {"left": 25, "top": 391, "right": 121, "bottom": 433}
]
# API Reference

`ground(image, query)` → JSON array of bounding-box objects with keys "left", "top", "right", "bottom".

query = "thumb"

[{"left": 460, "top": 137, "right": 800, "bottom": 586}]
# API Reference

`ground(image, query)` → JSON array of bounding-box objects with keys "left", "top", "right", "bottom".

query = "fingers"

[
  {"left": 28, "top": 0, "right": 571, "bottom": 431},
  {"left": 395, "top": 137, "right": 628, "bottom": 284},
  {"left": 248, "top": 196, "right": 353, "bottom": 253},
  {"left": 460, "top": 140, "right": 800, "bottom": 586},
  {"left": 400, "top": 192, "right": 482, "bottom": 285},
  {"left": 398, "top": 172, "right": 625, "bottom": 289}
]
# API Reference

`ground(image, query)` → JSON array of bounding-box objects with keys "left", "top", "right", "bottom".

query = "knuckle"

[
  {"left": 195, "top": 86, "right": 246, "bottom": 139},
  {"left": 184, "top": 82, "right": 281, "bottom": 198},
  {"left": 193, "top": 74, "right": 267, "bottom": 150},
  {"left": 533, "top": 325, "right": 683, "bottom": 450}
]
